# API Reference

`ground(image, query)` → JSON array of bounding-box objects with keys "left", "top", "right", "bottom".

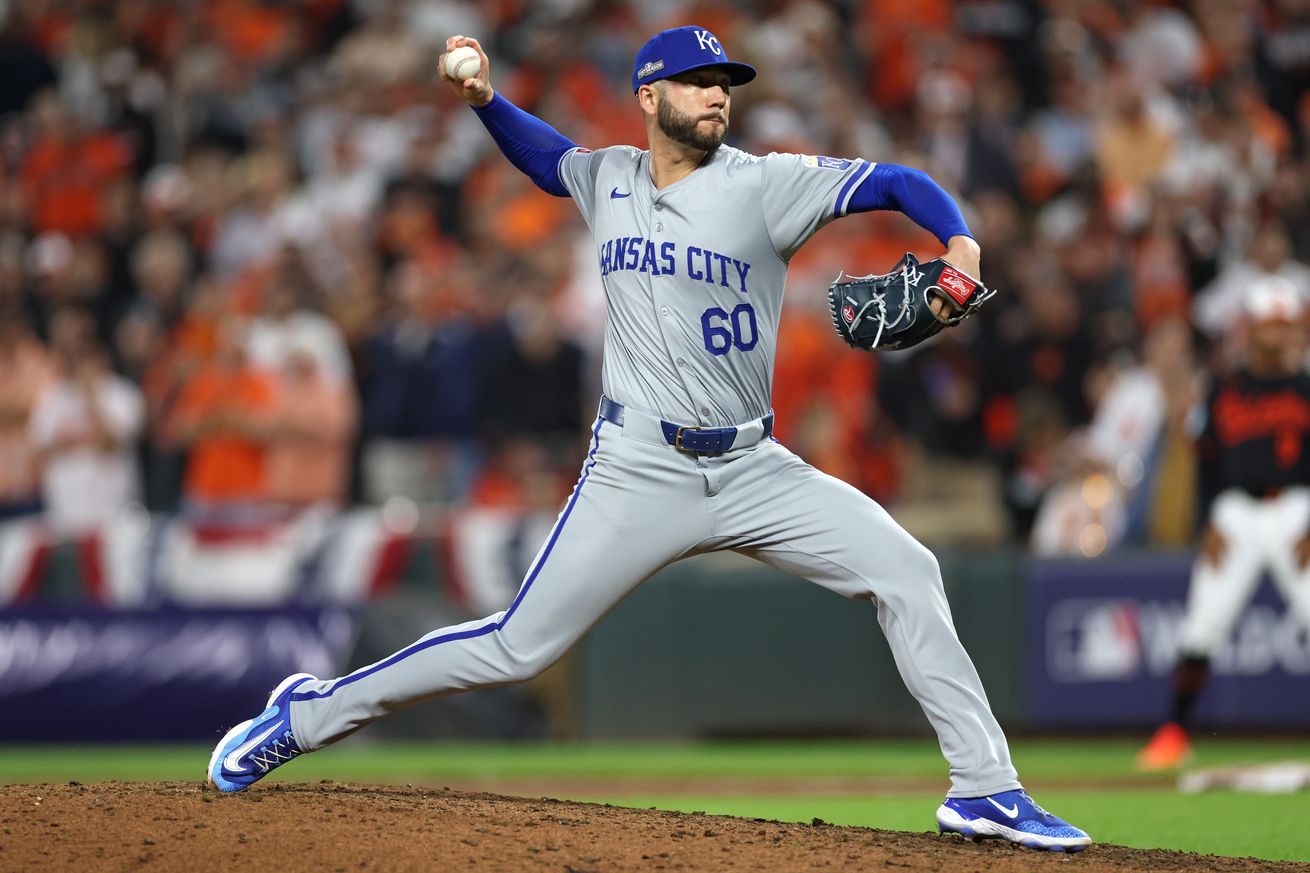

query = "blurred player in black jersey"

[{"left": 1138, "top": 277, "right": 1310, "bottom": 771}]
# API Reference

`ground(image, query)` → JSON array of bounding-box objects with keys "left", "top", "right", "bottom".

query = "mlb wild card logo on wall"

[
  {"left": 1047, "top": 597, "right": 1310, "bottom": 682},
  {"left": 803, "top": 155, "right": 853, "bottom": 171}
]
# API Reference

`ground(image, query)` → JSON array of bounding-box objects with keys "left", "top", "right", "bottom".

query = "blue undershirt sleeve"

[
  {"left": 845, "top": 163, "right": 973, "bottom": 246},
  {"left": 471, "top": 92, "right": 578, "bottom": 197}
]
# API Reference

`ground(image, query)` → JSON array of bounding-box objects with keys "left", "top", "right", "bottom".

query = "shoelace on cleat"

[
  {"left": 250, "top": 732, "right": 300, "bottom": 772},
  {"left": 1019, "top": 791, "right": 1053, "bottom": 820}
]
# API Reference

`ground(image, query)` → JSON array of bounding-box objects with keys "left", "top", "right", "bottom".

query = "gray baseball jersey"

[
  {"left": 558, "top": 145, "right": 873, "bottom": 426},
  {"left": 286, "top": 143, "right": 1020, "bottom": 799}
]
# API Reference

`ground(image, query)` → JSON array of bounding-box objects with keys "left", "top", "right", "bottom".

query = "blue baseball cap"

[{"left": 631, "top": 25, "right": 756, "bottom": 93}]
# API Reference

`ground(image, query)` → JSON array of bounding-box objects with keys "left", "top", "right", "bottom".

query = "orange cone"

[{"left": 1136, "top": 722, "right": 1192, "bottom": 771}]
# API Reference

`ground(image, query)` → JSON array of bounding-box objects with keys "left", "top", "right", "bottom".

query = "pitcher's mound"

[{"left": 1, "top": 782, "right": 1302, "bottom": 872}]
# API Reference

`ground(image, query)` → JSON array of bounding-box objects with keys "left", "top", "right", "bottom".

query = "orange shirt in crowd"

[
  {"left": 205, "top": 0, "right": 291, "bottom": 62},
  {"left": 772, "top": 312, "right": 905, "bottom": 502},
  {"left": 859, "top": 0, "right": 952, "bottom": 111},
  {"left": 170, "top": 364, "right": 277, "bottom": 503},
  {"left": 263, "top": 374, "right": 356, "bottom": 506},
  {"left": 21, "top": 131, "right": 132, "bottom": 236},
  {"left": 772, "top": 312, "right": 873, "bottom": 461}
]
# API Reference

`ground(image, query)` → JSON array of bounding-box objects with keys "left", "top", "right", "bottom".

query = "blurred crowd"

[{"left": 1, "top": 0, "right": 1309, "bottom": 554}]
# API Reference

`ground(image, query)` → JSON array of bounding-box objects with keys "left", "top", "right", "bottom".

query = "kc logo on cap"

[
  {"left": 693, "top": 30, "right": 721, "bottom": 55},
  {"left": 631, "top": 25, "right": 756, "bottom": 93}
]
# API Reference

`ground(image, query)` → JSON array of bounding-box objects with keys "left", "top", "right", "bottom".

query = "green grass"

[
  {"left": 2, "top": 738, "right": 1308, "bottom": 861},
  {"left": 580, "top": 791, "right": 1310, "bottom": 862},
  {"left": 1, "top": 737, "right": 1304, "bottom": 783}
]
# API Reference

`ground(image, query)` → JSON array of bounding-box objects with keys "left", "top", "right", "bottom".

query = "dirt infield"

[{"left": 2, "top": 782, "right": 1306, "bottom": 873}]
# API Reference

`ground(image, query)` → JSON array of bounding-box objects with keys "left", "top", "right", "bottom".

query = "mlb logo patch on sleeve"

[{"left": 802, "top": 155, "right": 852, "bottom": 171}]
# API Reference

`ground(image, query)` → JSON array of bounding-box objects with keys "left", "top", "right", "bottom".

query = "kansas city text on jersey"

[{"left": 597, "top": 236, "right": 752, "bottom": 294}]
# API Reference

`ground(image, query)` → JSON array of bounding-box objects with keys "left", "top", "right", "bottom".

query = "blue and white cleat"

[
  {"left": 207, "top": 673, "right": 316, "bottom": 793},
  {"left": 936, "top": 788, "right": 1092, "bottom": 852}
]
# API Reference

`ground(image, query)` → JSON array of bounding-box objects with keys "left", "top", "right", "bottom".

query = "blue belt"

[{"left": 598, "top": 396, "right": 774, "bottom": 455}]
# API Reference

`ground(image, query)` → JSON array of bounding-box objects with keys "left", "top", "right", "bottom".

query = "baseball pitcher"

[{"left": 208, "top": 26, "right": 1090, "bottom": 852}]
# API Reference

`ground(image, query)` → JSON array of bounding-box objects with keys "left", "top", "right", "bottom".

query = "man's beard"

[{"left": 657, "top": 99, "right": 727, "bottom": 152}]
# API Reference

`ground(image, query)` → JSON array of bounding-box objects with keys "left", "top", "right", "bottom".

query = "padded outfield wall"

[{"left": 2, "top": 538, "right": 1308, "bottom": 741}]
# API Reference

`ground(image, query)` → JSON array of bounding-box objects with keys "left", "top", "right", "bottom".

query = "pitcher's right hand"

[{"left": 440, "top": 36, "right": 493, "bottom": 107}]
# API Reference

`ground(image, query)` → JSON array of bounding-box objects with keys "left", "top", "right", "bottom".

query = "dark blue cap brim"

[{"left": 633, "top": 60, "right": 757, "bottom": 92}]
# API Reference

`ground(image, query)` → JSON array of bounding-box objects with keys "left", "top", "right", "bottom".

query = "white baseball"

[{"left": 445, "top": 45, "right": 481, "bottom": 81}]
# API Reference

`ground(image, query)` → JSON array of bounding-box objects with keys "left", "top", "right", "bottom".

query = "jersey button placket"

[{"left": 651, "top": 198, "right": 701, "bottom": 421}]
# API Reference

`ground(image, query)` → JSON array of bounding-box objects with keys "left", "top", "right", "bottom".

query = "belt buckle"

[{"left": 674, "top": 425, "right": 701, "bottom": 453}]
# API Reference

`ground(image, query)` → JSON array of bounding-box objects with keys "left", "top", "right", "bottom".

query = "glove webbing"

[{"left": 839, "top": 268, "right": 916, "bottom": 349}]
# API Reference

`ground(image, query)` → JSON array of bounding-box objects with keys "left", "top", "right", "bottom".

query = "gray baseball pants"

[{"left": 289, "top": 405, "right": 1021, "bottom": 797}]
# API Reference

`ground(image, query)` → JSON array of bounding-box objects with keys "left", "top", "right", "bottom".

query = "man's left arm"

[
  {"left": 760, "top": 155, "right": 978, "bottom": 284},
  {"left": 845, "top": 163, "right": 980, "bottom": 317}
]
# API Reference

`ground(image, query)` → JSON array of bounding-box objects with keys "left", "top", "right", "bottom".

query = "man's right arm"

[
  {"left": 440, "top": 35, "right": 577, "bottom": 198},
  {"left": 471, "top": 94, "right": 577, "bottom": 197}
]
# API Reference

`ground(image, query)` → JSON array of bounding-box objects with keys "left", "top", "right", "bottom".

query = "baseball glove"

[{"left": 828, "top": 252, "right": 995, "bottom": 352}]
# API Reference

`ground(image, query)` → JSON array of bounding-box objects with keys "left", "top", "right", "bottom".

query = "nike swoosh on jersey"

[
  {"left": 610, "top": 188, "right": 631, "bottom": 199},
  {"left": 223, "top": 720, "right": 280, "bottom": 773},
  {"left": 986, "top": 797, "right": 1019, "bottom": 818}
]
